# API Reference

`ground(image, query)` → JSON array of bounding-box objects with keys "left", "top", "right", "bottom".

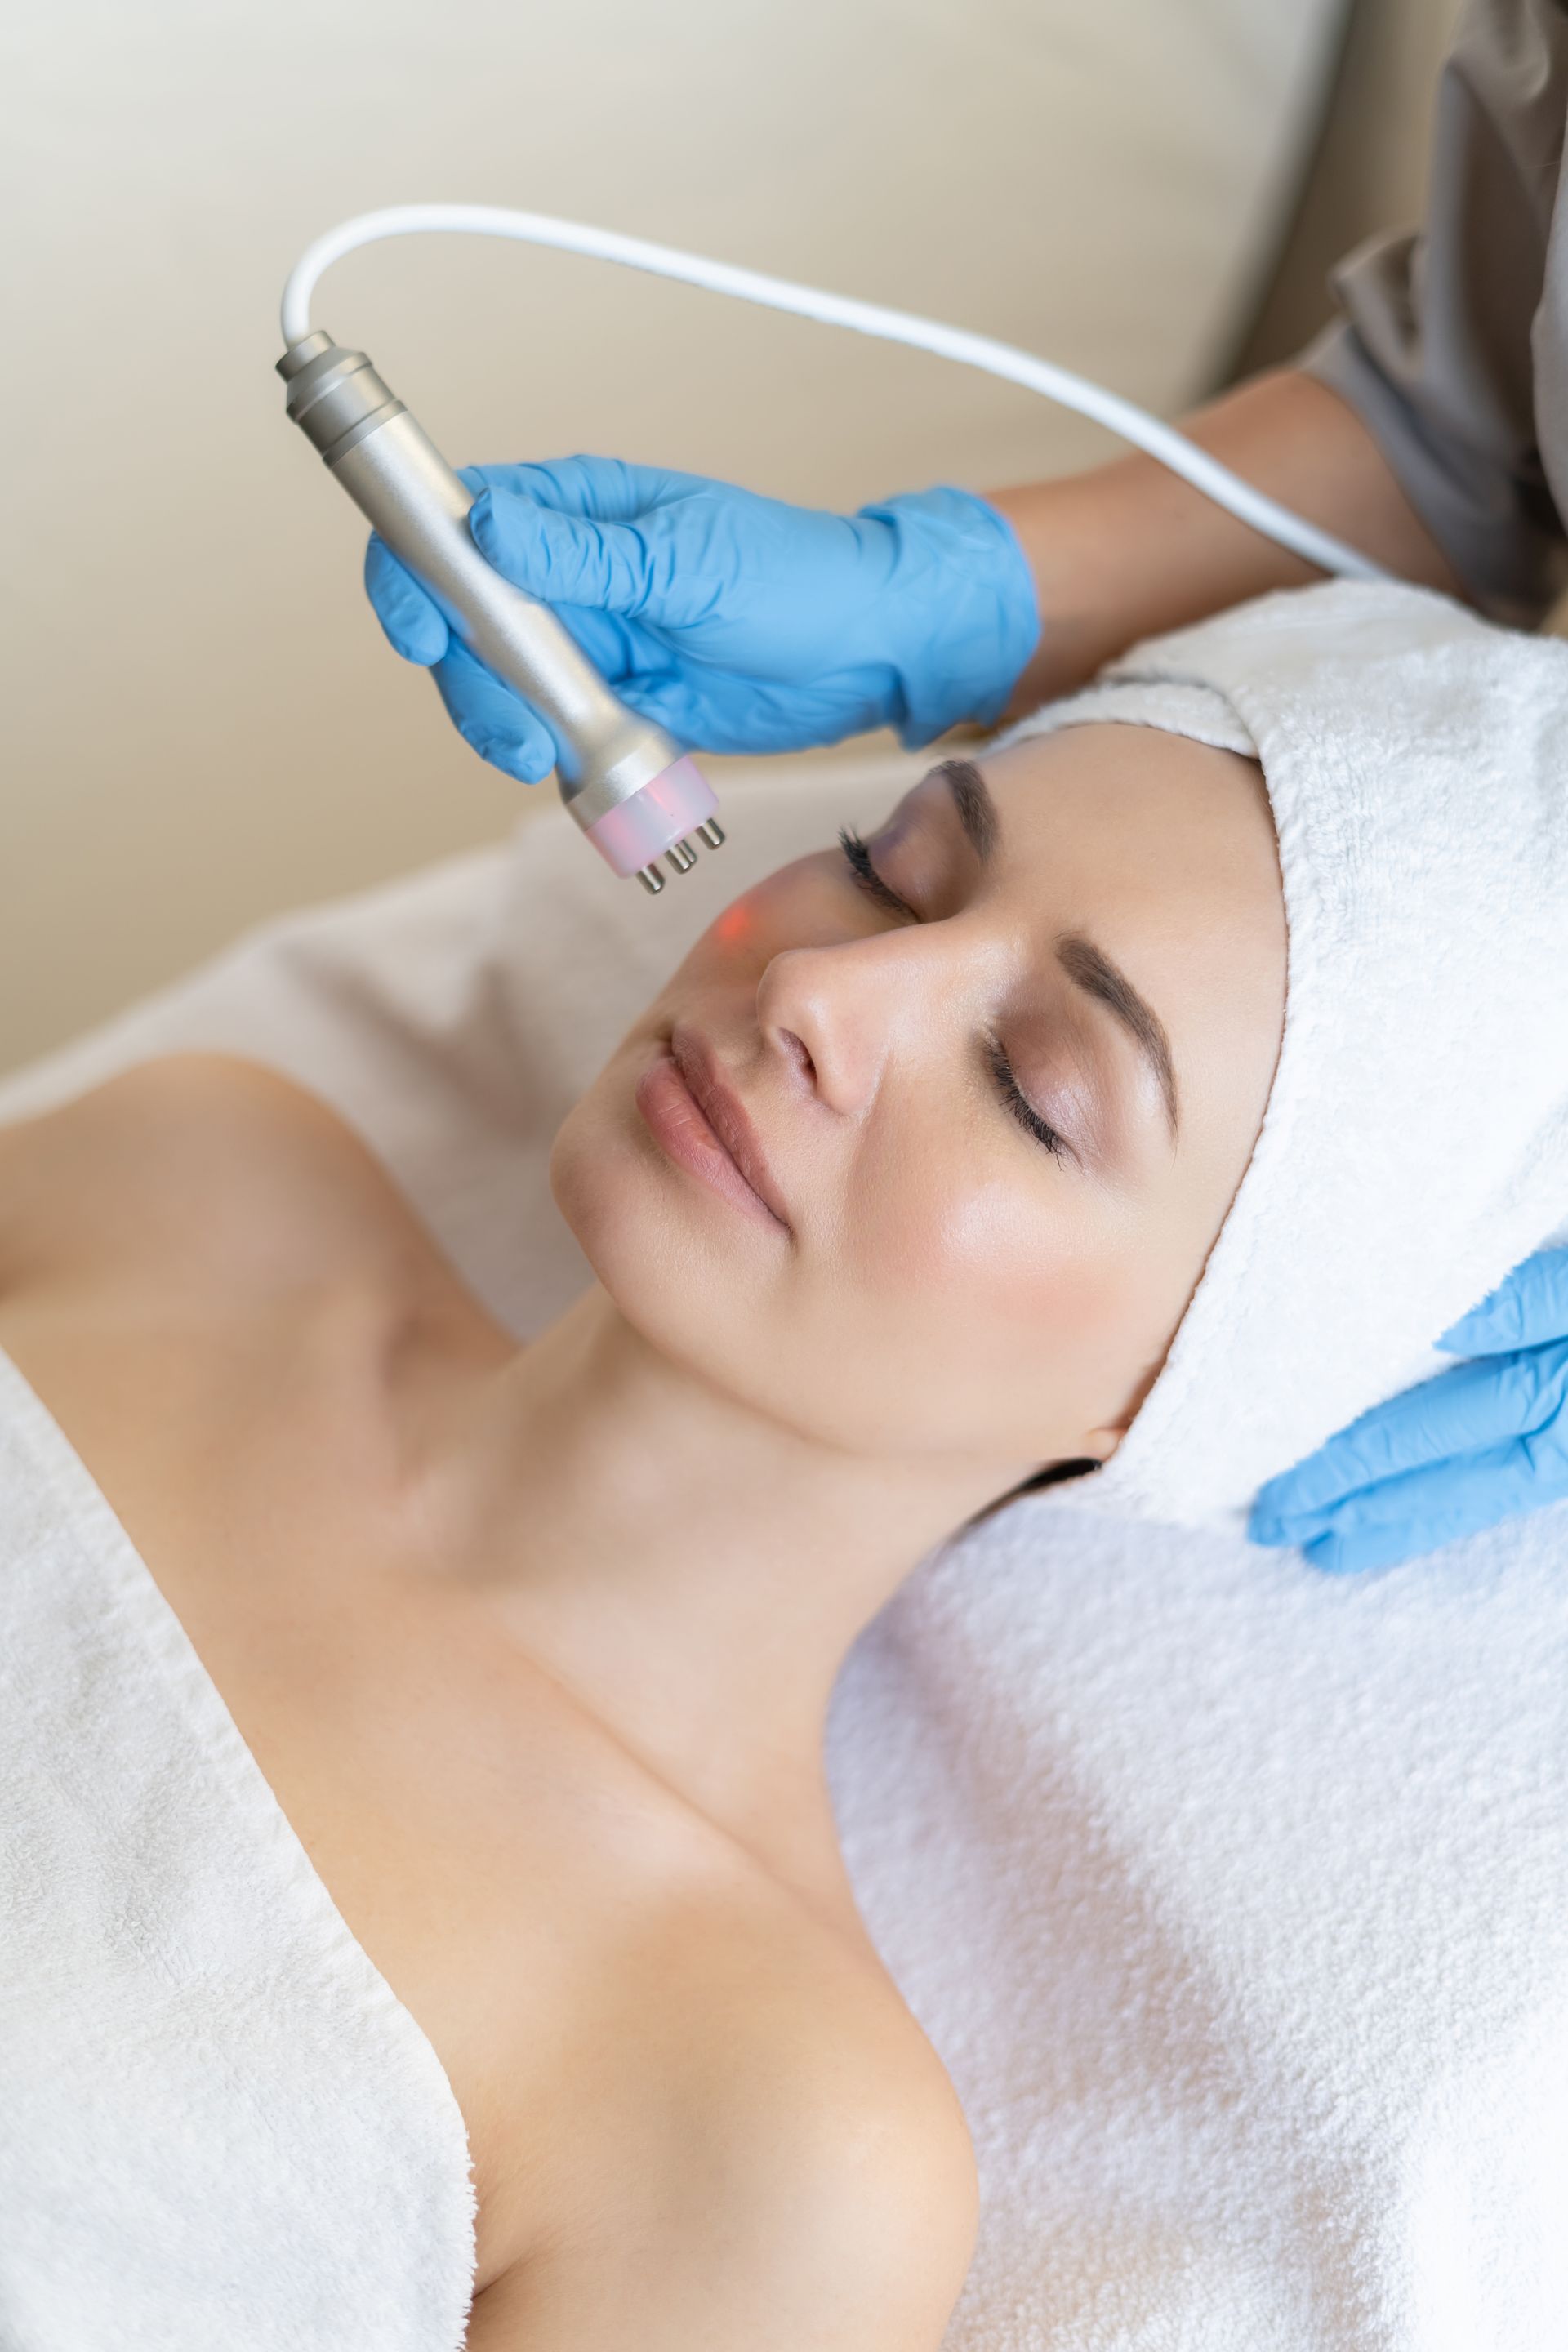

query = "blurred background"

[{"left": 1, "top": 0, "right": 1463, "bottom": 1076}]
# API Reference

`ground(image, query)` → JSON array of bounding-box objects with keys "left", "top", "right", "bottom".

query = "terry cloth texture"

[
  {"left": 993, "top": 579, "right": 1568, "bottom": 1526},
  {"left": 2, "top": 612, "right": 1566, "bottom": 2347},
  {"left": 0, "top": 1342, "right": 477, "bottom": 2350}
]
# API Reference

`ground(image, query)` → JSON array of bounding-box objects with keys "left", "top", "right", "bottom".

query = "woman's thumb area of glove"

[{"left": 468, "top": 486, "right": 654, "bottom": 619}]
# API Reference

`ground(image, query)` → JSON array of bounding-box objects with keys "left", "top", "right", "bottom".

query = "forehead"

[
  {"left": 978, "top": 722, "right": 1276, "bottom": 906},
  {"left": 975, "top": 720, "right": 1286, "bottom": 1138}
]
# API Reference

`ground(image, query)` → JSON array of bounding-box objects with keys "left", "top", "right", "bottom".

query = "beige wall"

[{"left": 3, "top": 0, "right": 1365, "bottom": 1076}]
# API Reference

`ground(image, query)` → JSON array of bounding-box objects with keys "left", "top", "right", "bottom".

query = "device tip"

[{"left": 583, "top": 755, "right": 720, "bottom": 883}]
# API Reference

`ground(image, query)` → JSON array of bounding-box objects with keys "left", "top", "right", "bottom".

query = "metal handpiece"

[{"left": 277, "top": 331, "right": 723, "bottom": 885}]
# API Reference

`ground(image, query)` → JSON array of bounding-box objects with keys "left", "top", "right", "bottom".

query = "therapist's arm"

[
  {"left": 988, "top": 365, "right": 1461, "bottom": 710},
  {"left": 998, "top": 0, "right": 1568, "bottom": 710}
]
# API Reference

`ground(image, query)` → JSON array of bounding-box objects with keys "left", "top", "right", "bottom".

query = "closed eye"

[
  {"left": 986, "top": 1035, "right": 1069, "bottom": 1161},
  {"left": 839, "top": 826, "right": 917, "bottom": 923},
  {"left": 840, "top": 828, "right": 1068, "bottom": 1162}
]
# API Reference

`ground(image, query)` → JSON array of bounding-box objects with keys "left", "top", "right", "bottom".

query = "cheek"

[
  {"left": 813, "top": 1131, "right": 1166, "bottom": 1454},
  {"left": 696, "top": 858, "right": 844, "bottom": 965},
  {"left": 555, "top": 1071, "right": 1179, "bottom": 1468},
  {"left": 620, "top": 860, "right": 837, "bottom": 1042}
]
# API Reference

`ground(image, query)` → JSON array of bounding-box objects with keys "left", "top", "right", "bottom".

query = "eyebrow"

[
  {"left": 934, "top": 758, "right": 1000, "bottom": 862},
  {"left": 930, "top": 756, "right": 1179, "bottom": 1135},
  {"left": 1058, "top": 933, "right": 1179, "bottom": 1137}
]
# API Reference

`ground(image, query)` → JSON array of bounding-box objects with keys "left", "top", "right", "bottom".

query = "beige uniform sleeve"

[{"left": 1300, "top": 0, "right": 1568, "bottom": 622}]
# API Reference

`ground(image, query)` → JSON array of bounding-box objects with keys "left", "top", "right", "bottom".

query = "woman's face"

[{"left": 552, "top": 724, "right": 1286, "bottom": 1481}]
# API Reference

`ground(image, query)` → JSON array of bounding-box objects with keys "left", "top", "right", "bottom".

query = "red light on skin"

[{"left": 714, "top": 899, "right": 756, "bottom": 946}]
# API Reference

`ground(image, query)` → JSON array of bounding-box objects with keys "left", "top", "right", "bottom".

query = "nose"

[{"left": 757, "top": 926, "right": 947, "bottom": 1118}]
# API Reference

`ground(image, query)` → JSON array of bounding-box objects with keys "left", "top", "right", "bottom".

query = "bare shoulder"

[
  {"left": 0, "top": 1052, "right": 410, "bottom": 1303},
  {"left": 0, "top": 1050, "right": 349, "bottom": 1187},
  {"left": 694, "top": 1937, "right": 980, "bottom": 2349},
  {"left": 474, "top": 1886, "right": 978, "bottom": 2352}
]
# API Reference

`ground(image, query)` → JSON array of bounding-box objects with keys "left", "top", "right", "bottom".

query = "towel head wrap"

[{"left": 992, "top": 580, "right": 1568, "bottom": 1526}]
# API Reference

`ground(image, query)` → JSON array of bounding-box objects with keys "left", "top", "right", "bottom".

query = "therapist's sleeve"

[{"left": 1298, "top": 0, "right": 1568, "bottom": 624}]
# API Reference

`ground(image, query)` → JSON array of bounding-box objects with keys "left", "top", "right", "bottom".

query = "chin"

[
  {"left": 551, "top": 1045, "right": 853, "bottom": 1452},
  {"left": 550, "top": 1042, "right": 760, "bottom": 1344},
  {"left": 549, "top": 1047, "right": 658, "bottom": 1268}
]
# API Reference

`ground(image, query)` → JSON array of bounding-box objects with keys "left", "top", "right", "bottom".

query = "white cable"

[{"left": 281, "top": 203, "right": 1390, "bottom": 585}]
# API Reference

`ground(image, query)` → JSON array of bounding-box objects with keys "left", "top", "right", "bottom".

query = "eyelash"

[
  {"left": 837, "top": 825, "right": 914, "bottom": 920},
  {"left": 984, "top": 1036, "right": 1068, "bottom": 1160},
  {"left": 836, "top": 826, "right": 1068, "bottom": 1162}
]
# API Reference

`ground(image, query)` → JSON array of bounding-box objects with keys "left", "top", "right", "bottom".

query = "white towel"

[
  {"left": 992, "top": 581, "right": 1568, "bottom": 1523},
  {"left": 0, "top": 1352, "right": 476, "bottom": 2350},
  {"left": 2, "top": 659, "right": 1566, "bottom": 2347}
]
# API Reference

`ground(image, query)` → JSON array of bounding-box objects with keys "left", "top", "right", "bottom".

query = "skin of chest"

[{"left": 0, "top": 1063, "right": 944, "bottom": 2307}]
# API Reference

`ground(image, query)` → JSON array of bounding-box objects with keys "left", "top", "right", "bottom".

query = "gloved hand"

[
  {"left": 363, "top": 456, "right": 1040, "bottom": 783},
  {"left": 1250, "top": 1245, "right": 1568, "bottom": 1574}
]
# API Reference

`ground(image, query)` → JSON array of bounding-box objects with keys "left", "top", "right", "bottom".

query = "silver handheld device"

[
  {"left": 278, "top": 207, "right": 1380, "bottom": 898},
  {"left": 277, "top": 332, "right": 723, "bottom": 895}
]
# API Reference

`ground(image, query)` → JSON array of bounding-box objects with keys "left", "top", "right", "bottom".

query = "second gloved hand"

[
  {"left": 1250, "top": 1245, "right": 1568, "bottom": 1574},
  {"left": 363, "top": 457, "right": 1040, "bottom": 783}
]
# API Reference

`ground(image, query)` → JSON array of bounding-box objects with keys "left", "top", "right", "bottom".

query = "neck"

[{"left": 404, "top": 1286, "right": 1020, "bottom": 1903}]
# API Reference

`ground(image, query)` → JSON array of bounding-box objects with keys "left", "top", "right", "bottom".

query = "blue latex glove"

[
  {"left": 1250, "top": 1246, "right": 1568, "bottom": 1574},
  {"left": 363, "top": 456, "right": 1040, "bottom": 783}
]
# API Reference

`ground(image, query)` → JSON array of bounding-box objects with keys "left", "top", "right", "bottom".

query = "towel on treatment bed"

[{"left": 2, "top": 635, "right": 1567, "bottom": 2349}]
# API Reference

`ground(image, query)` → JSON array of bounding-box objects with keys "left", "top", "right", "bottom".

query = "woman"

[
  {"left": 7, "top": 575, "right": 1566, "bottom": 2350},
  {"left": 364, "top": 2, "right": 1568, "bottom": 1570},
  {"left": 0, "top": 705, "right": 1287, "bottom": 2345}
]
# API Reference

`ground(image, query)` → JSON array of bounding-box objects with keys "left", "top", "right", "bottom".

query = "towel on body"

[
  {"left": 2, "top": 580, "right": 1567, "bottom": 2349},
  {"left": 0, "top": 1352, "right": 476, "bottom": 2350}
]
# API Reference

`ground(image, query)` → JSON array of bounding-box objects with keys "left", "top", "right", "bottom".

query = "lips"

[{"left": 635, "top": 1024, "right": 791, "bottom": 1231}]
